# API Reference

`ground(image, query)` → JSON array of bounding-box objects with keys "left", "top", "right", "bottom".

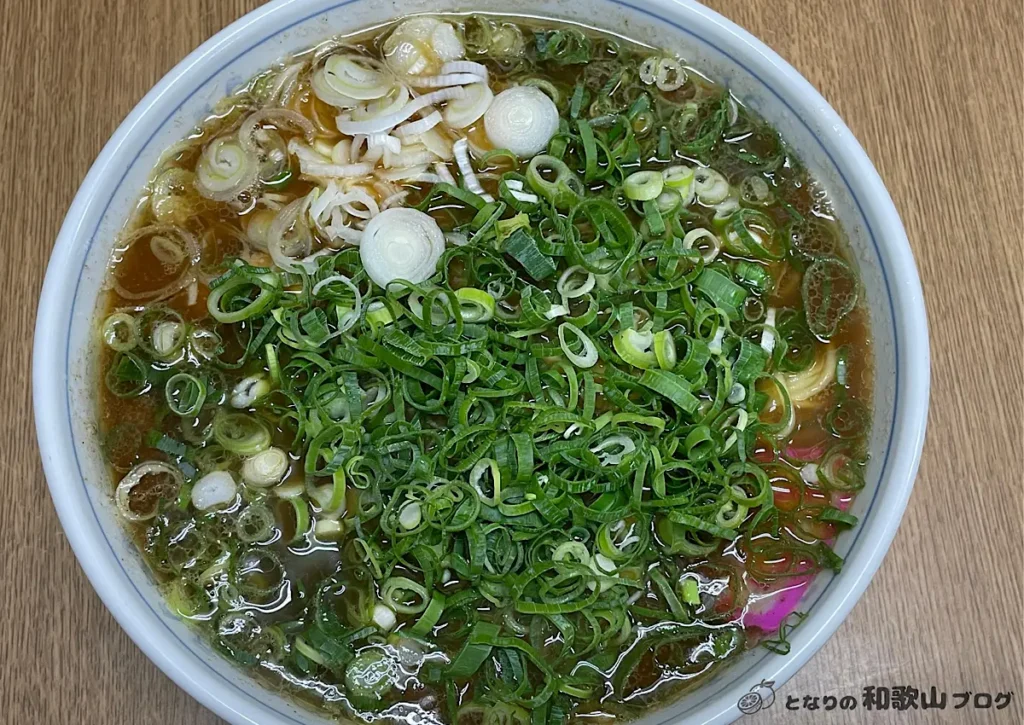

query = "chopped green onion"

[
  {"left": 653, "top": 330, "right": 677, "bottom": 370},
  {"left": 624, "top": 170, "right": 664, "bottom": 201},
  {"left": 165, "top": 373, "right": 207, "bottom": 417},
  {"left": 212, "top": 413, "right": 271, "bottom": 456},
  {"left": 102, "top": 313, "right": 137, "bottom": 351},
  {"left": 613, "top": 328, "right": 657, "bottom": 369},
  {"left": 694, "top": 268, "right": 747, "bottom": 315},
  {"left": 455, "top": 287, "right": 497, "bottom": 322},
  {"left": 504, "top": 228, "right": 558, "bottom": 280},
  {"left": 638, "top": 369, "right": 699, "bottom": 414}
]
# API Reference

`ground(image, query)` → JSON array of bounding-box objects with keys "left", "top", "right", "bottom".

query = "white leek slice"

[
  {"left": 452, "top": 138, "right": 492, "bottom": 202},
  {"left": 372, "top": 603, "right": 398, "bottom": 632},
  {"left": 116, "top": 462, "right": 183, "bottom": 521},
  {"left": 484, "top": 86, "right": 559, "bottom": 158},
  {"left": 654, "top": 58, "right": 686, "bottom": 91},
  {"left": 694, "top": 167, "right": 730, "bottom": 204},
  {"left": 383, "top": 17, "right": 442, "bottom": 76},
  {"left": 195, "top": 136, "right": 258, "bottom": 201},
  {"left": 663, "top": 165, "right": 696, "bottom": 205},
  {"left": 557, "top": 266, "right": 595, "bottom": 299},
  {"left": 591, "top": 435, "right": 636, "bottom": 466},
  {"left": 613, "top": 328, "right": 657, "bottom": 369},
  {"left": 351, "top": 85, "right": 410, "bottom": 122},
  {"left": 434, "top": 161, "right": 456, "bottom": 185},
  {"left": 441, "top": 61, "right": 488, "bottom": 80},
  {"left": 191, "top": 471, "right": 238, "bottom": 512},
  {"left": 288, "top": 139, "right": 374, "bottom": 178},
  {"left": 558, "top": 322, "right": 598, "bottom": 368},
  {"left": 393, "top": 111, "right": 442, "bottom": 138},
  {"left": 312, "top": 54, "right": 394, "bottom": 106},
  {"left": 682, "top": 228, "right": 721, "bottom": 263},
  {"left": 337, "top": 86, "right": 466, "bottom": 136},
  {"left": 431, "top": 21, "right": 464, "bottom": 62},
  {"left": 230, "top": 374, "right": 270, "bottom": 408},
  {"left": 761, "top": 307, "right": 777, "bottom": 354},
  {"left": 241, "top": 447, "right": 290, "bottom": 488},
  {"left": 443, "top": 82, "right": 493, "bottom": 129},
  {"left": 359, "top": 208, "right": 445, "bottom": 287},
  {"left": 409, "top": 73, "right": 485, "bottom": 88},
  {"left": 624, "top": 170, "right": 664, "bottom": 201},
  {"left": 399, "top": 502, "right": 422, "bottom": 530}
]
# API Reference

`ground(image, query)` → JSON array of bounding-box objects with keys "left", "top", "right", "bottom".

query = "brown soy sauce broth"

[{"left": 98, "top": 13, "right": 873, "bottom": 724}]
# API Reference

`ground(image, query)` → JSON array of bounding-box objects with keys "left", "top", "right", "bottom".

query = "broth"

[{"left": 98, "top": 14, "right": 872, "bottom": 724}]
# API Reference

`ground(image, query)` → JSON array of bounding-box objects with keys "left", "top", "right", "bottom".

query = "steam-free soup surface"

[{"left": 99, "top": 14, "right": 872, "bottom": 724}]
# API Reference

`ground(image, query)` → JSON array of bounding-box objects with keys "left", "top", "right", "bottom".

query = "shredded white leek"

[
  {"left": 453, "top": 138, "right": 493, "bottom": 202},
  {"left": 761, "top": 307, "right": 777, "bottom": 354}
]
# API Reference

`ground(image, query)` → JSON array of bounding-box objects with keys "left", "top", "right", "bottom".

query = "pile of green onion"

[{"left": 100, "top": 19, "right": 869, "bottom": 724}]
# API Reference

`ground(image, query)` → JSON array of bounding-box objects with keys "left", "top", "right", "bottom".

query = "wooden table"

[{"left": 1, "top": 1, "right": 1020, "bottom": 723}]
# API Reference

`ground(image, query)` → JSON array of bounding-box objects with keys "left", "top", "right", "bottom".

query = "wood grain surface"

[{"left": 1, "top": 0, "right": 1021, "bottom": 723}]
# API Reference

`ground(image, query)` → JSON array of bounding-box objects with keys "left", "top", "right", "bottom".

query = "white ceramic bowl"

[{"left": 33, "top": 1, "right": 929, "bottom": 723}]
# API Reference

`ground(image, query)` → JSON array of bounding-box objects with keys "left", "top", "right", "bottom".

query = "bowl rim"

[{"left": 33, "top": 1, "right": 930, "bottom": 724}]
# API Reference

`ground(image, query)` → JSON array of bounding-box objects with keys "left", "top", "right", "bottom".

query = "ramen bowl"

[{"left": 33, "top": 0, "right": 928, "bottom": 723}]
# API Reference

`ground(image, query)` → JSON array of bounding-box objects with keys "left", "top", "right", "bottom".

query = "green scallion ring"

[
  {"left": 653, "top": 330, "right": 677, "bottom": 370},
  {"left": 212, "top": 413, "right": 272, "bottom": 456},
  {"left": 624, "top": 170, "right": 665, "bottom": 201},
  {"left": 102, "top": 312, "right": 137, "bottom": 352},
  {"left": 164, "top": 373, "right": 207, "bottom": 417}
]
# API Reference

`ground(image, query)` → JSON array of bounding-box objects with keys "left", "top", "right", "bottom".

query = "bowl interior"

[{"left": 37, "top": 1, "right": 924, "bottom": 724}]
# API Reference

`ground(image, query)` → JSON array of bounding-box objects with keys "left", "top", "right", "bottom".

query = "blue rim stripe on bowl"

[{"left": 59, "top": 1, "right": 900, "bottom": 721}]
